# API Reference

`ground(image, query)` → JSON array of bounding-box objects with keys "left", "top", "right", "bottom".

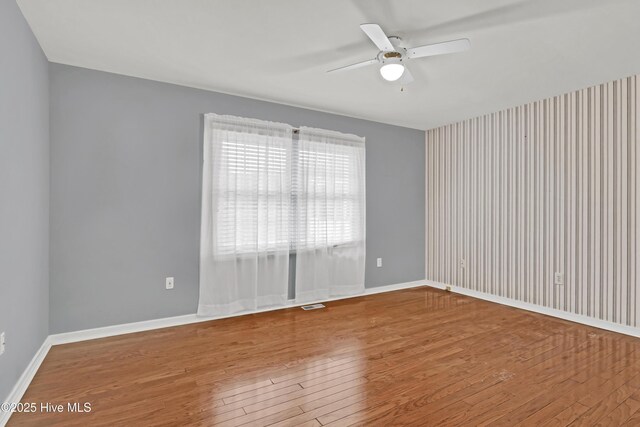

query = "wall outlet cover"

[
  {"left": 554, "top": 272, "right": 563, "bottom": 285},
  {"left": 166, "top": 277, "right": 174, "bottom": 290}
]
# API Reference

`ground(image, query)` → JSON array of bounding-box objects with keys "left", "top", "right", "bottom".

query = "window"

[
  {"left": 215, "top": 140, "right": 289, "bottom": 254},
  {"left": 210, "top": 127, "right": 292, "bottom": 256},
  {"left": 293, "top": 138, "right": 365, "bottom": 250},
  {"left": 200, "top": 114, "right": 366, "bottom": 315},
  {"left": 209, "top": 121, "right": 365, "bottom": 256}
]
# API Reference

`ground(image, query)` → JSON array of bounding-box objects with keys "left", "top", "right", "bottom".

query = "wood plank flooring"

[{"left": 8, "top": 287, "right": 640, "bottom": 426}]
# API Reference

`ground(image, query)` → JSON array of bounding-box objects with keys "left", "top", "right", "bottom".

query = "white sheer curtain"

[
  {"left": 294, "top": 127, "right": 366, "bottom": 303},
  {"left": 198, "top": 114, "right": 292, "bottom": 316}
]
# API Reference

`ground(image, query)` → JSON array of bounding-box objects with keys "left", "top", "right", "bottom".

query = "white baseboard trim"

[
  {"left": 425, "top": 280, "right": 640, "bottom": 338},
  {"left": 4, "top": 278, "right": 637, "bottom": 427},
  {"left": 49, "top": 280, "right": 427, "bottom": 346},
  {"left": 1, "top": 279, "right": 425, "bottom": 426},
  {"left": 364, "top": 279, "right": 427, "bottom": 296},
  {"left": 0, "top": 337, "right": 52, "bottom": 427},
  {"left": 49, "top": 314, "right": 203, "bottom": 346}
]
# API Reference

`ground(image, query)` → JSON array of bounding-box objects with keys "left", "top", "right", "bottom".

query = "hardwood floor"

[{"left": 9, "top": 287, "right": 640, "bottom": 426}]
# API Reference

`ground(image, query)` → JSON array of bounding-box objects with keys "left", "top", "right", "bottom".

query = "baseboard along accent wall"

[
  {"left": 425, "top": 282, "right": 640, "bottom": 339},
  {"left": 426, "top": 74, "right": 639, "bottom": 328}
]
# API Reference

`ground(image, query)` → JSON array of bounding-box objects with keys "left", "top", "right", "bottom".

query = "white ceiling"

[{"left": 17, "top": 0, "right": 640, "bottom": 130}]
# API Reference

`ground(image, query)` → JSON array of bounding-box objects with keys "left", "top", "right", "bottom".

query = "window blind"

[
  {"left": 214, "top": 136, "right": 291, "bottom": 255},
  {"left": 214, "top": 130, "right": 364, "bottom": 254},
  {"left": 292, "top": 140, "right": 364, "bottom": 249}
]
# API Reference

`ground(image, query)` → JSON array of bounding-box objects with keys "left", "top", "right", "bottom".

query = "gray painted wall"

[
  {"left": 0, "top": 0, "right": 50, "bottom": 402},
  {"left": 49, "top": 64, "right": 425, "bottom": 333}
]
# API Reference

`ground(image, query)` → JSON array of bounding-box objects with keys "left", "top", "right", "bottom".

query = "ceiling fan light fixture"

[
  {"left": 327, "top": 23, "right": 470, "bottom": 87},
  {"left": 380, "top": 63, "right": 405, "bottom": 81}
]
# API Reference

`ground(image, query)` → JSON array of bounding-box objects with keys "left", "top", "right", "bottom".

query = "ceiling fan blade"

[
  {"left": 400, "top": 67, "right": 414, "bottom": 85},
  {"left": 327, "top": 58, "right": 378, "bottom": 73},
  {"left": 407, "top": 38, "right": 471, "bottom": 59},
  {"left": 360, "top": 23, "right": 394, "bottom": 52}
]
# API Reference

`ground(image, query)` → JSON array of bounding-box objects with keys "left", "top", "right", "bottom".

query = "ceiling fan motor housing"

[
  {"left": 380, "top": 50, "right": 405, "bottom": 64},
  {"left": 326, "top": 23, "right": 470, "bottom": 84}
]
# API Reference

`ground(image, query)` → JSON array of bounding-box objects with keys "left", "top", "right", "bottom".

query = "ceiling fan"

[{"left": 328, "top": 24, "right": 470, "bottom": 85}]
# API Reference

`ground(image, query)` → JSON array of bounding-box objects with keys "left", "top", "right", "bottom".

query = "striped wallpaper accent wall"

[{"left": 425, "top": 74, "right": 639, "bottom": 327}]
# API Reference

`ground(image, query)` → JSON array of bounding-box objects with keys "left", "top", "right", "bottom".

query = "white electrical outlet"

[
  {"left": 376, "top": 258, "right": 382, "bottom": 268},
  {"left": 0, "top": 332, "right": 5, "bottom": 356},
  {"left": 554, "top": 272, "right": 563, "bottom": 285},
  {"left": 166, "top": 277, "right": 174, "bottom": 290},
  {"left": 460, "top": 259, "right": 466, "bottom": 269}
]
